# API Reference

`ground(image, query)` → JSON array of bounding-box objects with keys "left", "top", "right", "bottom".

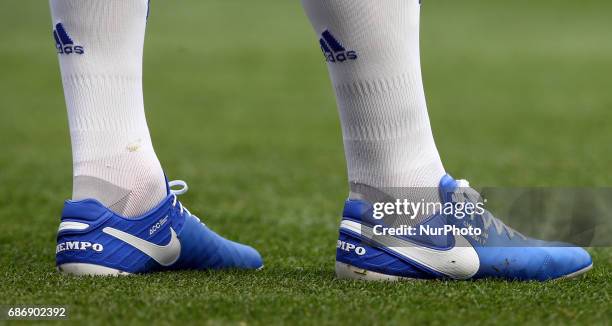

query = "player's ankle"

[{"left": 72, "top": 153, "right": 166, "bottom": 218}]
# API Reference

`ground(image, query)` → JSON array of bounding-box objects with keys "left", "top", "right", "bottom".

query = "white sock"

[
  {"left": 302, "top": 0, "right": 446, "bottom": 195},
  {"left": 50, "top": 0, "right": 166, "bottom": 217}
]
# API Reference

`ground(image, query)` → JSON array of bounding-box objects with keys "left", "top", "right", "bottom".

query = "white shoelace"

[
  {"left": 456, "top": 179, "right": 524, "bottom": 239},
  {"left": 168, "top": 180, "right": 201, "bottom": 223}
]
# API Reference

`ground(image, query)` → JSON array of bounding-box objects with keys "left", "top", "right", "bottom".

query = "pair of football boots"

[{"left": 56, "top": 175, "right": 592, "bottom": 281}]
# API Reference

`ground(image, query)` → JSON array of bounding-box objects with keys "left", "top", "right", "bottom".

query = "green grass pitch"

[{"left": 0, "top": 0, "right": 610, "bottom": 324}]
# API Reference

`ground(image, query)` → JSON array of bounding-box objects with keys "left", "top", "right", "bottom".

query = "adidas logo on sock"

[
  {"left": 53, "top": 23, "right": 84, "bottom": 55},
  {"left": 319, "top": 30, "right": 357, "bottom": 63}
]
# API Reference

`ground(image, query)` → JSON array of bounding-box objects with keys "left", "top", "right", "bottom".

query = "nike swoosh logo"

[
  {"left": 340, "top": 220, "right": 480, "bottom": 279},
  {"left": 102, "top": 226, "right": 181, "bottom": 266}
]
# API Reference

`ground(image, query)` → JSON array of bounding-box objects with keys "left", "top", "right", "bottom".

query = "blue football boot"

[
  {"left": 56, "top": 180, "right": 263, "bottom": 275},
  {"left": 336, "top": 175, "right": 592, "bottom": 281}
]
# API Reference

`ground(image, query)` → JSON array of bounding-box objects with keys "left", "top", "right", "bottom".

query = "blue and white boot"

[
  {"left": 56, "top": 180, "right": 263, "bottom": 275},
  {"left": 335, "top": 175, "right": 593, "bottom": 281}
]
